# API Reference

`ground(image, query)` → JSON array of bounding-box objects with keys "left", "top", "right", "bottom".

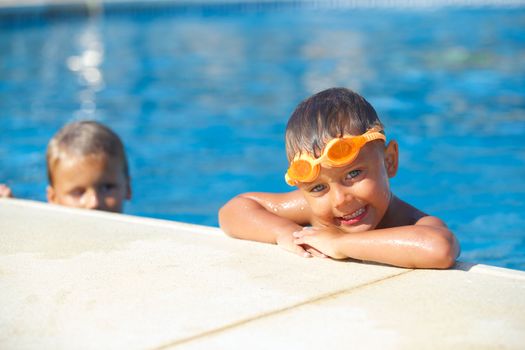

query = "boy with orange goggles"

[{"left": 219, "top": 88, "right": 459, "bottom": 269}]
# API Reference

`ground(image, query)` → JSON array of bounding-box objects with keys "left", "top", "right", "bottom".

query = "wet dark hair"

[
  {"left": 285, "top": 87, "right": 384, "bottom": 161},
  {"left": 46, "top": 120, "right": 129, "bottom": 185}
]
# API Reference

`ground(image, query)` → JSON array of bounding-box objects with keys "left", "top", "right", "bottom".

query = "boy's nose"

[
  {"left": 84, "top": 190, "right": 102, "bottom": 210},
  {"left": 330, "top": 183, "right": 353, "bottom": 208}
]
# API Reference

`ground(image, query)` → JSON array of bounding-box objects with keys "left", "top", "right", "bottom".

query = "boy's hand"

[
  {"left": 292, "top": 227, "right": 347, "bottom": 259},
  {"left": 0, "top": 184, "right": 13, "bottom": 198},
  {"left": 276, "top": 231, "right": 326, "bottom": 258}
]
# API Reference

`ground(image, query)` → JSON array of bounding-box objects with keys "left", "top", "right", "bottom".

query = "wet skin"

[
  {"left": 219, "top": 139, "right": 459, "bottom": 267},
  {"left": 297, "top": 140, "right": 403, "bottom": 232},
  {"left": 47, "top": 153, "right": 131, "bottom": 213}
]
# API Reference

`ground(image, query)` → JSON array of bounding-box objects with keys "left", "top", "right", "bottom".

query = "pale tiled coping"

[{"left": 1, "top": 198, "right": 524, "bottom": 349}]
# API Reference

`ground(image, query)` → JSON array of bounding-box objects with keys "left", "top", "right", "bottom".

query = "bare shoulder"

[
  {"left": 381, "top": 195, "right": 427, "bottom": 227},
  {"left": 389, "top": 196, "right": 448, "bottom": 228},
  {"left": 415, "top": 214, "right": 448, "bottom": 228},
  {"left": 387, "top": 196, "right": 459, "bottom": 262}
]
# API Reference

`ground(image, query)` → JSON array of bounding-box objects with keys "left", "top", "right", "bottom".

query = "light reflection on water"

[{"left": 0, "top": 5, "right": 524, "bottom": 269}]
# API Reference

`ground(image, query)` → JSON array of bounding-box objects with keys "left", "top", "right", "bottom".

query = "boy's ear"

[
  {"left": 46, "top": 185, "right": 56, "bottom": 203},
  {"left": 384, "top": 140, "right": 399, "bottom": 178}
]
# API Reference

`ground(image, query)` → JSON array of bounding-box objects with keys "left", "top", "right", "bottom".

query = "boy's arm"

[
  {"left": 293, "top": 216, "right": 460, "bottom": 269},
  {"left": 219, "top": 191, "right": 321, "bottom": 256},
  {"left": 219, "top": 190, "right": 310, "bottom": 243}
]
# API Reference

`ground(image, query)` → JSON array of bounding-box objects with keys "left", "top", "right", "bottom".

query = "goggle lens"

[
  {"left": 289, "top": 159, "right": 314, "bottom": 181},
  {"left": 326, "top": 139, "right": 356, "bottom": 164}
]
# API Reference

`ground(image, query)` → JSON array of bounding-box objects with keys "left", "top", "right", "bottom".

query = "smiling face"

[
  {"left": 297, "top": 140, "right": 398, "bottom": 233},
  {"left": 47, "top": 152, "right": 131, "bottom": 213}
]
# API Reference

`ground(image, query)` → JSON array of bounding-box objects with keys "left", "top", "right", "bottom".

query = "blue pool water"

[{"left": 1, "top": 3, "right": 524, "bottom": 270}]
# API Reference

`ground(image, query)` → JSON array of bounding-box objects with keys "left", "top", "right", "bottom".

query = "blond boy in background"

[{"left": 1, "top": 120, "right": 131, "bottom": 213}]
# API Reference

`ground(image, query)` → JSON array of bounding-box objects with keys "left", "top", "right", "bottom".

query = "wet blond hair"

[
  {"left": 46, "top": 120, "right": 129, "bottom": 185},
  {"left": 285, "top": 88, "right": 384, "bottom": 161}
]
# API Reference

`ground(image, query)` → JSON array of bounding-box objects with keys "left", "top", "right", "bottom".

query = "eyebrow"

[{"left": 353, "top": 144, "right": 381, "bottom": 164}]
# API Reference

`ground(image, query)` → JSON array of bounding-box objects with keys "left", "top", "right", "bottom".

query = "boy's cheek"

[
  {"left": 106, "top": 196, "right": 127, "bottom": 212},
  {"left": 54, "top": 194, "right": 79, "bottom": 207},
  {"left": 310, "top": 216, "right": 337, "bottom": 229},
  {"left": 298, "top": 189, "right": 337, "bottom": 227}
]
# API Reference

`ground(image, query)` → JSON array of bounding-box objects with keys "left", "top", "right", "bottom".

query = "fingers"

[
  {"left": 305, "top": 247, "right": 327, "bottom": 258},
  {"left": 292, "top": 229, "right": 327, "bottom": 258},
  {"left": 278, "top": 236, "right": 312, "bottom": 258},
  {"left": 0, "top": 184, "right": 13, "bottom": 198},
  {"left": 293, "top": 236, "right": 306, "bottom": 245},
  {"left": 277, "top": 229, "right": 326, "bottom": 259},
  {"left": 292, "top": 234, "right": 326, "bottom": 258},
  {"left": 292, "top": 227, "right": 317, "bottom": 238},
  {"left": 292, "top": 229, "right": 315, "bottom": 246},
  {"left": 291, "top": 243, "right": 325, "bottom": 259},
  {"left": 290, "top": 244, "right": 312, "bottom": 258}
]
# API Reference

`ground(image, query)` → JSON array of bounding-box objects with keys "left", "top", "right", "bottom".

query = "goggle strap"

[{"left": 363, "top": 131, "right": 386, "bottom": 142}]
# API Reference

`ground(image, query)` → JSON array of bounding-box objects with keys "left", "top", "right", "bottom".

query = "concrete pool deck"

[{"left": 1, "top": 198, "right": 524, "bottom": 349}]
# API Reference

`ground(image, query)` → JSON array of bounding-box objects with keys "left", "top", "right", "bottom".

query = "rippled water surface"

[{"left": 1, "top": 4, "right": 524, "bottom": 270}]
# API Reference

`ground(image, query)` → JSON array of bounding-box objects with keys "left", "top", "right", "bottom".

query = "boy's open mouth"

[{"left": 338, "top": 205, "right": 368, "bottom": 225}]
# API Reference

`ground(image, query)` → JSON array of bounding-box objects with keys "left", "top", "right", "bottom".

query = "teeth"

[{"left": 343, "top": 207, "right": 365, "bottom": 220}]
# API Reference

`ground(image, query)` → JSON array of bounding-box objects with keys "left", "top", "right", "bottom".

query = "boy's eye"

[
  {"left": 70, "top": 188, "right": 85, "bottom": 197},
  {"left": 309, "top": 184, "right": 326, "bottom": 193},
  {"left": 100, "top": 183, "right": 116, "bottom": 193},
  {"left": 346, "top": 169, "right": 362, "bottom": 180}
]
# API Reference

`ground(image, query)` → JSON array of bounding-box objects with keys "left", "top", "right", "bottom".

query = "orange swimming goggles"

[{"left": 285, "top": 127, "right": 386, "bottom": 186}]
